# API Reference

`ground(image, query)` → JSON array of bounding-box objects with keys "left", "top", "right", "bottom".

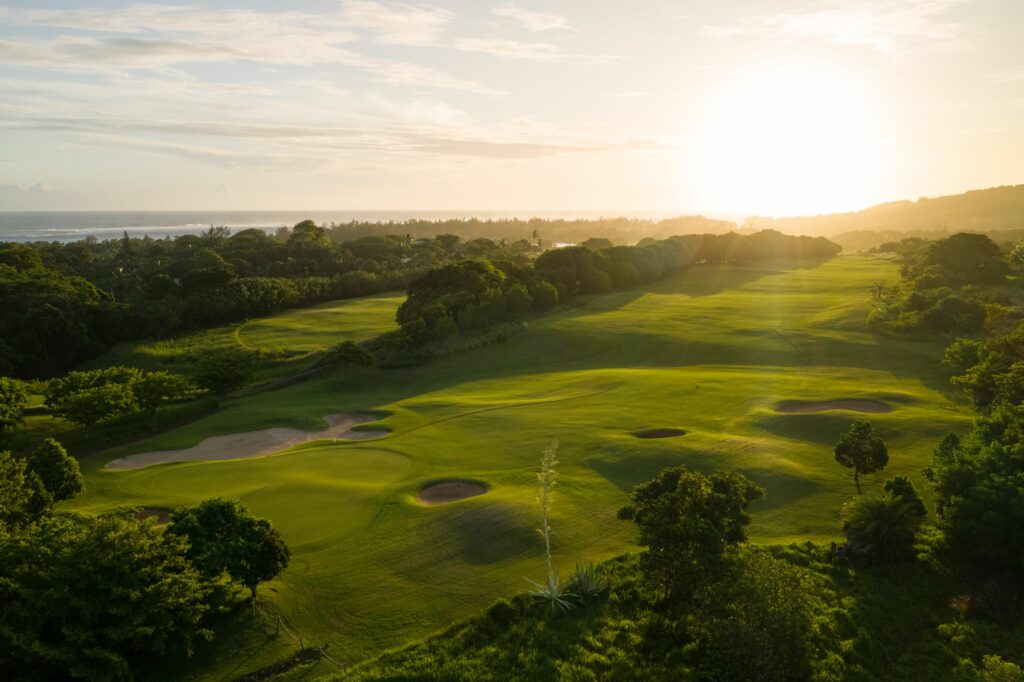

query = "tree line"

[
  {"left": 0, "top": 223, "right": 541, "bottom": 379},
  {"left": 374, "top": 230, "right": 840, "bottom": 364}
]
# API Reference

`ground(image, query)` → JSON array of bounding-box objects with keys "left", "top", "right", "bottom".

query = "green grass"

[
  {"left": 85, "top": 291, "right": 403, "bottom": 380},
  {"left": 63, "top": 256, "right": 973, "bottom": 679}
]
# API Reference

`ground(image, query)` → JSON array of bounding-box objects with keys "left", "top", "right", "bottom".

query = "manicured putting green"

[{"left": 67, "top": 256, "right": 972, "bottom": 679}]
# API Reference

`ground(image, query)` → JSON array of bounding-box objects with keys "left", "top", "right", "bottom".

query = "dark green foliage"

[
  {"left": 869, "top": 232, "right": 1010, "bottom": 339},
  {"left": 923, "top": 233, "right": 1008, "bottom": 287},
  {"left": 0, "top": 376, "right": 28, "bottom": 433},
  {"left": 131, "top": 370, "right": 193, "bottom": 416},
  {"left": 928, "top": 405, "right": 1024, "bottom": 615},
  {"left": 0, "top": 451, "right": 42, "bottom": 526},
  {"left": 25, "top": 438, "right": 83, "bottom": 507},
  {"left": 699, "top": 551, "right": 827, "bottom": 681},
  {"left": 884, "top": 474, "right": 928, "bottom": 519},
  {"left": 618, "top": 466, "right": 764, "bottom": 603},
  {"left": 0, "top": 510, "right": 211, "bottom": 681},
  {"left": 317, "top": 340, "right": 373, "bottom": 371},
  {"left": 834, "top": 420, "right": 889, "bottom": 494},
  {"left": 348, "top": 543, "right": 1024, "bottom": 682},
  {"left": 167, "top": 498, "right": 290, "bottom": 601},
  {"left": 841, "top": 493, "right": 923, "bottom": 565},
  {"left": 50, "top": 381, "right": 138, "bottom": 431},
  {"left": 193, "top": 348, "right": 260, "bottom": 396}
]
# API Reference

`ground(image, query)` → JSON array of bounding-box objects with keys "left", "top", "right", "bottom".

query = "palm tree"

[{"left": 841, "top": 494, "right": 921, "bottom": 565}]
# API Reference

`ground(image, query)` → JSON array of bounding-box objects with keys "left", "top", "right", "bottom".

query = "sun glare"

[{"left": 696, "top": 65, "right": 882, "bottom": 216}]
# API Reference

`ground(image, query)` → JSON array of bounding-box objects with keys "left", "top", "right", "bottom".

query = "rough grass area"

[
  {"left": 62, "top": 256, "right": 973, "bottom": 679},
  {"left": 337, "top": 547, "right": 1024, "bottom": 681}
]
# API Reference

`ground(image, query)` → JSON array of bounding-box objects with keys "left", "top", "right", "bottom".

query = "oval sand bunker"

[
  {"left": 775, "top": 399, "right": 892, "bottom": 414},
  {"left": 632, "top": 428, "right": 688, "bottom": 439},
  {"left": 418, "top": 480, "right": 487, "bottom": 506},
  {"left": 106, "top": 413, "right": 387, "bottom": 470}
]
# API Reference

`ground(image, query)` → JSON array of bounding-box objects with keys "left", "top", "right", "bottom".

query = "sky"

[{"left": 0, "top": 0, "right": 1022, "bottom": 215}]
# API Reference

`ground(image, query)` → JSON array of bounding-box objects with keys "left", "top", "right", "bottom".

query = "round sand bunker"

[
  {"left": 632, "top": 428, "right": 688, "bottom": 439},
  {"left": 418, "top": 479, "right": 488, "bottom": 506},
  {"left": 775, "top": 399, "right": 892, "bottom": 414}
]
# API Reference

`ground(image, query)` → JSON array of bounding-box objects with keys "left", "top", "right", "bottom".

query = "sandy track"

[
  {"left": 775, "top": 399, "right": 892, "bottom": 414},
  {"left": 105, "top": 414, "right": 387, "bottom": 470},
  {"left": 418, "top": 480, "right": 488, "bottom": 505}
]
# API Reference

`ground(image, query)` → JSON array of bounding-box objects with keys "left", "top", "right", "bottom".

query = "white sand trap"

[
  {"left": 106, "top": 414, "right": 387, "bottom": 470},
  {"left": 418, "top": 480, "right": 488, "bottom": 506},
  {"left": 775, "top": 399, "right": 892, "bottom": 414}
]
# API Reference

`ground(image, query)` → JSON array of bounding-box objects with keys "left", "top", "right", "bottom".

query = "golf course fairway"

[{"left": 65, "top": 256, "right": 972, "bottom": 679}]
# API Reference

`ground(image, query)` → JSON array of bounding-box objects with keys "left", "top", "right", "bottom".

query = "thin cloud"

[
  {"left": 0, "top": 4, "right": 497, "bottom": 95},
  {"left": 338, "top": 0, "right": 453, "bottom": 46},
  {"left": 491, "top": 3, "right": 572, "bottom": 32},
  {"left": 701, "top": 0, "right": 967, "bottom": 54},
  {"left": 453, "top": 37, "right": 618, "bottom": 65},
  {"left": 0, "top": 113, "right": 673, "bottom": 162}
]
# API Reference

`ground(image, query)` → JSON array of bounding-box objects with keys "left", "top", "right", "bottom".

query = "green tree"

[
  {"left": 167, "top": 498, "right": 290, "bottom": 602},
  {"left": 133, "top": 370, "right": 192, "bottom": 416},
  {"left": 0, "top": 451, "right": 45, "bottom": 526},
  {"left": 0, "top": 510, "right": 211, "bottom": 680},
  {"left": 928, "top": 405, "right": 1024, "bottom": 613},
  {"left": 0, "top": 376, "right": 28, "bottom": 433},
  {"left": 49, "top": 382, "right": 138, "bottom": 433},
  {"left": 193, "top": 348, "right": 260, "bottom": 397},
  {"left": 924, "top": 233, "right": 1009, "bottom": 286},
  {"left": 618, "top": 466, "right": 764, "bottom": 603},
  {"left": 883, "top": 474, "right": 928, "bottom": 519},
  {"left": 841, "top": 493, "right": 922, "bottom": 565},
  {"left": 318, "top": 340, "right": 373, "bottom": 373},
  {"left": 834, "top": 420, "right": 889, "bottom": 494},
  {"left": 26, "top": 438, "right": 83, "bottom": 506}
]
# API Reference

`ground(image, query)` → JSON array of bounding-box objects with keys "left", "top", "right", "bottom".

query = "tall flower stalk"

[{"left": 526, "top": 440, "right": 574, "bottom": 611}]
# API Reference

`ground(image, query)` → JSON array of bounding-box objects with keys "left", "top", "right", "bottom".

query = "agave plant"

[
  {"left": 525, "top": 568, "right": 575, "bottom": 612},
  {"left": 570, "top": 561, "right": 609, "bottom": 599}
]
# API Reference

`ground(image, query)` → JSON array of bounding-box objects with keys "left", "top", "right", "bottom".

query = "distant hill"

[{"left": 741, "top": 184, "right": 1024, "bottom": 251}]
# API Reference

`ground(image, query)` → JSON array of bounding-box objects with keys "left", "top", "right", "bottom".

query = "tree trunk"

[{"left": 854, "top": 469, "right": 862, "bottom": 495}]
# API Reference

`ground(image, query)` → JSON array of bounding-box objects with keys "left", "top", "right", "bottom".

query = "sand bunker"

[
  {"left": 418, "top": 480, "right": 488, "bottom": 506},
  {"left": 632, "top": 428, "right": 688, "bottom": 439},
  {"left": 135, "top": 508, "right": 171, "bottom": 525},
  {"left": 775, "top": 399, "right": 892, "bottom": 414},
  {"left": 106, "top": 414, "right": 387, "bottom": 470}
]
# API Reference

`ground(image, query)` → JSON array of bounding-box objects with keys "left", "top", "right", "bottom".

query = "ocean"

[{"left": 0, "top": 210, "right": 686, "bottom": 243}]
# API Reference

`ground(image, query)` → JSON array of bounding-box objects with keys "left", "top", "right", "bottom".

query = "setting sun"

[{"left": 697, "top": 64, "right": 882, "bottom": 215}]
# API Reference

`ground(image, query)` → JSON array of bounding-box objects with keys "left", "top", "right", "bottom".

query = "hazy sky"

[{"left": 1, "top": 0, "right": 1022, "bottom": 215}]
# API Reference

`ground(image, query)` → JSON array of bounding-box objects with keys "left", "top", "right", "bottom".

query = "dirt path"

[
  {"left": 775, "top": 399, "right": 892, "bottom": 414},
  {"left": 105, "top": 414, "right": 387, "bottom": 470}
]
